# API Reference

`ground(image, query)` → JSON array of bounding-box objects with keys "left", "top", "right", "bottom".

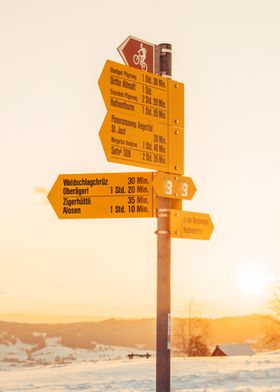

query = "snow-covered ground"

[
  {"left": 0, "top": 337, "right": 151, "bottom": 368},
  {"left": 1, "top": 353, "right": 280, "bottom": 391}
]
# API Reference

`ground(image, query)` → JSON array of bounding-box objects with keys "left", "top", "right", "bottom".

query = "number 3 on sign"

[
  {"left": 180, "top": 181, "right": 188, "bottom": 197},
  {"left": 164, "top": 178, "right": 173, "bottom": 195},
  {"left": 162, "top": 177, "right": 189, "bottom": 198}
]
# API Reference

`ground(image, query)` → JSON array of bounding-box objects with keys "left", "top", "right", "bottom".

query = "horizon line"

[{"left": 0, "top": 312, "right": 271, "bottom": 324}]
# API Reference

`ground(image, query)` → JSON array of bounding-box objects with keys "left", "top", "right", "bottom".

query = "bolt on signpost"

[{"left": 47, "top": 36, "right": 214, "bottom": 392}]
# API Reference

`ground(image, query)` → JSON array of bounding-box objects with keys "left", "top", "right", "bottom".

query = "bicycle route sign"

[
  {"left": 98, "top": 60, "right": 184, "bottom": 174},
  {"left": 117, "top": 36, "right": 156, "bottom": 73}
]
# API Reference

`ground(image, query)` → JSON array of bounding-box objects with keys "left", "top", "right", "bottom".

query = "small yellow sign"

[
  {"left": 48, "top": 173, "right": 155, "bottom": 219},
  {"left": 153, "top": 172, "right": 196, "bottom": 200},
  {"left": 170, "top": 210, "right": 214, "bottom": 240}
]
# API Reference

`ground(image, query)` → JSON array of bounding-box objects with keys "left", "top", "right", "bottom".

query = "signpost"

[
  {"left": 98, "top": 60, "right": 184, "bottom": 174},
  {"left": 117, "top": 35, "right": 157, "bottom": 73},
  {"left": 48, "top": 172, "right": 155, "bottom": 219},
  {"left": 48, "top": 37, "right": 214, "bottom": 392}
]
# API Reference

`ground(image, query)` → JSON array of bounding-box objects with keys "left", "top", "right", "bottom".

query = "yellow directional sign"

[
  {"left": 99, "top": 110, "right": 172, "bottom": 172},
  {"left": 100, "top": 60, "right": 168, "bottom": 124},
  {"left": 170, "top": 210, "right": 214, "bottom": 240},
  {"left": 98, "top": 60, "right": 184, "bottom": 174},
  {"left": 48, "top": 173, "right": 155, "bottom": 219},
  {"left": 153, "top": 172, "right": 196, "bottom": 200}
]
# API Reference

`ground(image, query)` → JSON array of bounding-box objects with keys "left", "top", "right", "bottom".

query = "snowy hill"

[
  {"left": 0, "top": 314, "right": 275, "bottom": 349},
  {"left": 0, "top": 336, "right": 152, "bottom": 370},
  {"left": 0, "top": 315, "right": 278, "bottom": 370},
  {"left": 0, "top": 318, "right": 155, "bottom": 351}
]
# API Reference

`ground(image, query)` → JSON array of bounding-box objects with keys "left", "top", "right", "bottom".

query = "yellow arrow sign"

[
  {"left": 153, "top": 172, "right": 196, "bottom": 200},
  {"left": 99, "top": 110, "right": 173, "bottom": 172},
  {"left": 98, "top": 60, "right": 184, "bottom": 174},
  {"left": 48, "top": 172, "right": 155, "bottom": 219},
  {"left": 170, "top": 210, "right": 214, "bottom": 240},
  {"left": 99, "top": 60, "right": 169, "bottom": 124}
]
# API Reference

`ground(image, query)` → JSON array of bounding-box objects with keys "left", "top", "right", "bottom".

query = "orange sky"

[{"left": 0, "top": 0, "right": 280, "bottom": 322}]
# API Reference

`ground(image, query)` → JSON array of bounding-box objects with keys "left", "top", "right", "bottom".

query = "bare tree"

[
  {"left": 266, "top": 288, "right": 280, "bottom": 349},
  {"left": 172, "top": 300, "right": 212, "bottom": 356},
  {"left": 270, "top": 290, "right": 280, "bottom": 317}
]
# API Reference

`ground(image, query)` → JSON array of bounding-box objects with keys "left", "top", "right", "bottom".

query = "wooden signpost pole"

[{"left": 156, "top": 43, "right": 172, "bottom": 392}]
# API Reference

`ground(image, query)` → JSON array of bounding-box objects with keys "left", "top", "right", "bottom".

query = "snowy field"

[{"left": 1, "top": 353, "right": 280, "bottom": 392}]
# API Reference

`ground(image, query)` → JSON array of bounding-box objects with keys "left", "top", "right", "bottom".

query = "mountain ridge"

[{"left": 0, "top": 314, "right": 276, "bottom": 351}]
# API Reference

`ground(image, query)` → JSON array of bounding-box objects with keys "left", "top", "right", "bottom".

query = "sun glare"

[{"left": 236, "top": 265, "right": 270, "bottom": 296}]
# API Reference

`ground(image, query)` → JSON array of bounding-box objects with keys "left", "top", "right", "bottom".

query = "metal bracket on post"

[
  {"left": 161, "top": 48, "right": 172, "bottom": 54},
  {"left": 157, "top": 208, "right": 169, "bottom": 218},
  {"left": 155, "top": 230, "right": 170, "bottom": 235}
]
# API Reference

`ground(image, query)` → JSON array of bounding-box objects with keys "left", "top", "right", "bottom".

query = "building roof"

[{"left": 212, "top": 344, "right": 255, "bottom": 356}]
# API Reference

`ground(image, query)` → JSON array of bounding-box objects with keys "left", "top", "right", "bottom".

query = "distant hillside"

[
  {"left": 0, "top": 318, "right": 155, "bottom": 351},
  {"left": 0, "top": 313, "right": 106, "bottom": 324},
  {"left": 209, "top": 314, "right": 275, "bottom": 349},
  {"left": 0, "top": 314, "right": 277, "bottom": 352}
]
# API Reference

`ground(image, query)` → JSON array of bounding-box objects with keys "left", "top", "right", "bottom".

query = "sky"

[{"left": 1, "top": 0, "right": 280, "bottom": 321}]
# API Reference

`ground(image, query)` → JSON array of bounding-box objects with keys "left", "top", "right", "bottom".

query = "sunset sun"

[{"left": 236, "top": 265, "right": 271, "bottom": 296}]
